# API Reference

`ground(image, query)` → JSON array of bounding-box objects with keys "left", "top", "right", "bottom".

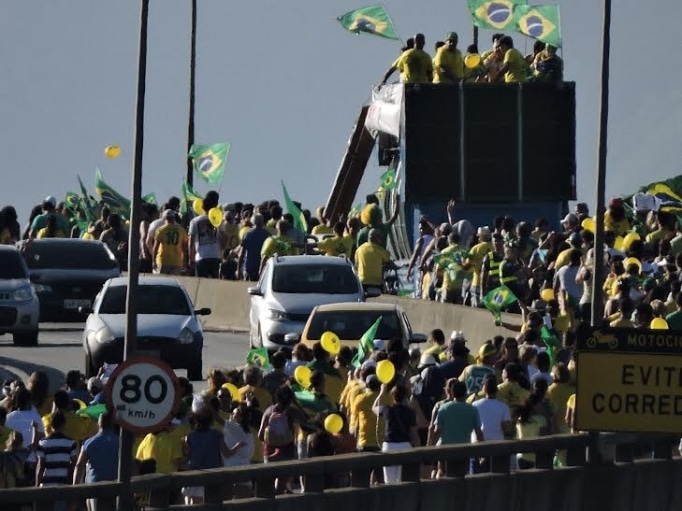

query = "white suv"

[{"left": 248, "top": 255, "right": 378, "bottom": 351}]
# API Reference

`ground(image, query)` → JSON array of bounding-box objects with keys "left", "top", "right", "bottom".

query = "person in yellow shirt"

[
  {"left": 311, "top": 207, "right": 333, "bottom": 237},
  {"left": 354, "top": 228, "right": 391, "bottom": 291},
  {"left": 381, "top": 33, "right": 432, "bottom": 85},
  {"left": 603, "top": 198, "right": 631, "bottom": 237},
  {"left": 378, "top": 38, "right": 414, "bottom": 84},
  {"left": 259, "top": 220, "right": 299, "bottom": 273},
  {"left": 220, "top": 210, "right": 240, "bottom": 253},
  {"left": 36, "top": 214, "right": 66, "bottom": 239},
  {"left": 317, "top": 221, "right": 353, "bottom": 257},
  {"left": 432, "top": 32, "right": 464, "bottom": 83},
  {"left": 437, "top": 233, "right": 466, "bottom": 304},
  {"left": 466, "top": 226, "right": 494, "bottom": 307},
  {"left": 610, "top": 298, "right": 634, "bottom": 327},
  {"left": 136, "top": 424, "right": 185, "bottom": 474},
  {"left": 493, "top": 35, "right": 528, "bottom": 83},
  {"left": 42, "top": 391, "right": 97, "bottom": 446},
  {"left": 153, "top": 210, "right": 189, "bottom": 274}
]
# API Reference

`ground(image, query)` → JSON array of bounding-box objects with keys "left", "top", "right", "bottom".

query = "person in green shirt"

[{"left": 665, "top": 292, "right": 682, "bottom": 330}]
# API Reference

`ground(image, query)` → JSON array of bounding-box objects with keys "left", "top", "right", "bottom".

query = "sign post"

[{"left": 576, "top": 327, "right": 682, "bottom": 434}]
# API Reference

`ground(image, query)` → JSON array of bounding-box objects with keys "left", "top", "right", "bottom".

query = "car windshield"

[
  {"left": 306, "top": 310, "right": 401, "bottom": 341},
  {"left": 0, "top": 251, "right": 27, "bottom": 279},
  {"left": 272, "top": 264, "right": 358, "bottom": 294},
  {"left": 99, "top": 285, "right": 191, "bottom": 315},
  {"left": 22, "top": 242, "right": 118, "bottom": 270}
]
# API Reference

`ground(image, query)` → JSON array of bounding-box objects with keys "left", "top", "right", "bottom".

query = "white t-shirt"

[
  {"left": 6, "top": 407, "right": 45, "bottom": 461},
  {"left": 188, "top": 215, "right": 222, "bottom": 261},
  {"left": 146, "top": 217, "right": 166, "bottom": 250},
  {"left": 554, "top": 265, "right": 582, "bottom": 300},
  {"left": 223, "top": 421, "right": 254, "bottom": 467},
  {"left": 472, "top": 398, "right": 511, "bottom": 442}
]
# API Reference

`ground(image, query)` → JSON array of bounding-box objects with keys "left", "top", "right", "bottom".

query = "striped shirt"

[{"left": 36, "top": 432, "right": 77, "bottom": 486}]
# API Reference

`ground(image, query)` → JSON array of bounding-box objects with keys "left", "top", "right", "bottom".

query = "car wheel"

[
  {"left": 13, "top": 330, "right": 38, "bottom": 347},
  {"left": 187, "top": 358, "right": 203, "bottom": 382},
  {"left": 84, "top": 353, "right": 97, "bottom": 379}
]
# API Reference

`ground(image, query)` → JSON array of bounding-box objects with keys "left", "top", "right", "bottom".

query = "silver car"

[
  {"left": 83, "top": 276, "right": 211, "bottom": 381},
  {"left": 0, "top": 245, "right": 40, "bottom": 346},
  {"left": 248, "top": 254, "right": 378, "bottom": 351}
]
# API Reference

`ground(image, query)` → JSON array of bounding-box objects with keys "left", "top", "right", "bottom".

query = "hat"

[
  {"left": 446, "top": 31, "right": 458, "bottom": 41},
  {"left": 162, "top": 209, "right": 176, "bottom": 220},
  {"left": 418, "top": 353, "right": 438, "bottom": 368},
  {"left": 373, "top": 339, "right": 386, "bottom": 351},
  {"left": 608, "top": 197, "right": 623, "bottom": 208},
  {"left": 44, "top": 196, "right": 57, "bottom": 208},
  {"left": 477, "top": 226, "right": 491, "bottom": 240},
  {"left": 450, "top": 330, "right": 466, "bottom": 342},
  {"left": 478, "top": 343, "right": 497, "bottom": 360},
  {"left": 562, "top": 213, "right": 579, "bottom": 225}
]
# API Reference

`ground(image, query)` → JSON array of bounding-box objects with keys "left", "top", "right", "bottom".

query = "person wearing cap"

[
  {"left": 432, "top": 32, "right": 464, "bottom": 83},
  {"left": 604, "top": 197, "right": 631, "bottom": 237},
  {"left": 354, "top": 228, "right": 392, "bottom": 292},
  {"left": 480, "top": 232, "right": 505, "bottom": 300},
  {"left": 380, "top": 33, "right": 433, "bottom": 85},
  {"left": 449, "top": 330, "right": 476, "bottom": 364},
  {"left": 146, "top": 200, "right": 180, "bottom": 254},
  {"left": 458, "top": 342, "right": 498, "bottom": 396},
  {"left": 28, "top": 196, "right": 70, "bottom": 239},
  {"left": 465, "top": 226, "right": 494, "bottom": 308},
  {"left": 560, "top": 213, "right": 580, "bottom": 235},
  {"left": 153, "top": 209, "right": 189, "bottom": 275}
]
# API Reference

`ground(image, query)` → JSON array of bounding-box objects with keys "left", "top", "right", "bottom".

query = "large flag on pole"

[
  {"left": 337, "top": 4, "right": 400, "bottom": 40},
  {"left": 468, "top": 0, "right": 527, "bottom": 31},
  {"left": 281, "top": 181, "right": 308, "bottom": 233},
  {"left": 188, "top": 142, "right": 229, "bottom": 185},
  {"left": 513, "top": 4, "right": 562, "bottom": 47},
  {"left": 94, "top": 168, "right": 131, "bottom": 219}
]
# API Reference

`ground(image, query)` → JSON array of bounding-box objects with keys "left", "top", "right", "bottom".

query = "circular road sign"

[{"left": 106, "top": 356, "right": 180, "bottom": 435}]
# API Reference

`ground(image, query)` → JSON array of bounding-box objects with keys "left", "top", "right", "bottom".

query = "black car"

[{"left": 17, "top": 239, "right": 121, "bottom": 321}]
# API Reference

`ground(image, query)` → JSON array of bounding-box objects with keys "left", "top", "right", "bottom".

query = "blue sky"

[{"left": 1, "top": 0, "right": 680, "bottom": 225}]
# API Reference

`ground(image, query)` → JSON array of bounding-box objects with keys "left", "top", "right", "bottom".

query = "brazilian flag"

[
  {"left": 141, "top": 193, "right": 157, "bottom": 205},
  {"left": 95, "top": 168, "right": 131, "bottom": 219},
  {"left": 337, "top": 4, "right": 400, "bottom": 40},
  {"left": 64, "top": 192, "right": 79, "bottom": 211},
  {"left": 281, "top": 181, "right": 308, "bottom": 233},
  {"left": 468, "top": 0, "right": 525, "bottom": 31},
  {"left": 180, "top": 180, "right": 202, "bottom": 217},
  {"left": 482, "top": 285, "right": 518, "bottom": 324},
  {"left": 188, "top": 142, "right": 230, "bottom": 185},
  {"left": 246, "top": 347, "right": 271, "bottom": 369},
  {"left": 77, "top": 175, "right": 98, "bottom": 223},
  {"left": 513, "top": 4, "right": 562, "bottom": 48},
  {"left": 380, "top": 168, "right": 396, "bottom": 191}
]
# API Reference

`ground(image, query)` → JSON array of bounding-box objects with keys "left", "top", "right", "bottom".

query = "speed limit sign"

[{"left": 106, "top": 356, "right": 180, "bottom": 435}]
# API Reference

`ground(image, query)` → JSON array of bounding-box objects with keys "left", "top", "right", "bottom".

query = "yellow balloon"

[
  {"left": 104, "top": 145, "right": 121, "bottom": 159},
  {"left": 192, "top": 198, "right": 204, "bottom": 216},
  {"left": 623, "top": 257, "right": 642, "bottom": 275},
  {"left": 294, "top": 365, "right": 312, "bottom": 389},
  {"left": 614, "top": 236, "right": 625, "bottom": 252},
  {"left": 324, "top": 413, "right": 344, "bottom": 434},
  {"left": 622, "top": 232, "right": 640, "bottom": 252},
  {"left": 221, "top": 383, "right": 240, "bottom": 402},
  {"left": 581, "top": 217, "right": 596, "bottom": 233},
  {"left": 540, "top": 288, "right": 555, "bottom": 302},
  {"left": 208, "top": 207, "right": 223, "bottom": 228},
  {"left": 376, "top": 360, "right": 395, "bottom": 384},
  {"left": 320, "top": 331, "right": 340, "bottom": 355},
  {"left": 650, "top": 318, "right": 669, "bottom": 330},
  {"left": 464, "top": 53, "right": 481, "bottom": 69}
]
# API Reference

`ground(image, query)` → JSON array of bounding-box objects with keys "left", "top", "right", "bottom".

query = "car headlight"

[
  {"left": 12, "top": 286, "right": 35, "bottom": 302},
  {"left": 267, "top": 309, "right": 289, "bottom": 321},
  {"left": 31, "top": 284, "right": 52, "bottom": 293},
  {"left": 177, "top": 327, "right": 194, "bottom": 344},
  {"left": 95, "top": 326, "right": 115, "bottom": 344}
]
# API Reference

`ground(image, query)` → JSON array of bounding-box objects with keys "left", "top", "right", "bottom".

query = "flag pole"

[{"left": 185, "top": 0, "right": 197, "bottom": 187}]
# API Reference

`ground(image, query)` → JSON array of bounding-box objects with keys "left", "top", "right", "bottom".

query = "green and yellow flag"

[
  {"left": 77, "top": 175, "right": 98, "bottom": 223},
  {"left": 281, "top": 181, "right": 308, "bottom": 233},
  {"left": 64, "top": 192, "right": 79, "bottom": 211},
  {"left": 95, "top": 168, "right": 131, "bottom": 219},
  {"left": 337, "top": 4, "right": 400, "bottom": 40},
  {"left": 380, "top": 168, "right": 396, "bottom": 190},
  {"left": 468, "top": 0, "right": 526, "bottom": 31},
  {"left": 188, "top": 142, "right": 229, "bottom": 185},
  {"left": 246, "top": 347, "right": 271, "bottom": 369},
  {"left": 513, "top": 4, "right": 561, "bottom": 48},
  {"left": 180, "top": 180, "right": 203, "bottom": 216},
  {"left": 351, "top": 317, "right": 382, "bottom": 368},
  {"left": 141, "top": 193, "right": 157, "bottom": 205},
  {"left": 482, "top": 285, "right": 518, "bottom": 325}
]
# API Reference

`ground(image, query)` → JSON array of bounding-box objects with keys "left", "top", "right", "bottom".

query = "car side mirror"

[
  {"left": 195, "top": 308, "right": 212, "bottom": 316},
  {"left": 78, "top": 306, "right": 92, "bottom": 315},
  {"left": 410, "top": 333, "right": 427, "bottom": 343},
  {"left": 284, "top": 333, "right": 301, "bottom": 344},
  {"left": 248, "top": 287, "right": 263, "bottom": 297},
  {"left": 364, "top": 287, "right": 382, "bottom": 299}
]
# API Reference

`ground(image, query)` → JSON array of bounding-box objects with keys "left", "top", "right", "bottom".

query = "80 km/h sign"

[{"left": 106, "top": 356, "right": 180, "bottom": 435}]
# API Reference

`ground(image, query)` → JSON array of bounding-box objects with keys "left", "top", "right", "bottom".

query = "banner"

[{"left": 365, "top": 83, "right": 403, "bottom": 138}]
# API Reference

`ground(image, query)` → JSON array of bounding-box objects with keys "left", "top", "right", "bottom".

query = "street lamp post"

[
  {"left": 186, "top": 0, "right": 197, "bottom": 186},
  {"left": 117, "top": 1, "right": 149, "bottom": 508}
]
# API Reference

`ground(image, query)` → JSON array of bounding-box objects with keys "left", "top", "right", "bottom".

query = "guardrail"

[{"left": 1, "top": 432, "right": 678, "bottom": 511}]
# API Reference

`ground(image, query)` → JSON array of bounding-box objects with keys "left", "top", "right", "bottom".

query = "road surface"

[{"left": 0, "top": 323, "right": 250, "bottom": 393}]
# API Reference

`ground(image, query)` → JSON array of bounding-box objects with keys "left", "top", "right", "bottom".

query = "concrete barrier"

[{"left": 169, "top": 276, "right": 522, "bottom": 352}]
